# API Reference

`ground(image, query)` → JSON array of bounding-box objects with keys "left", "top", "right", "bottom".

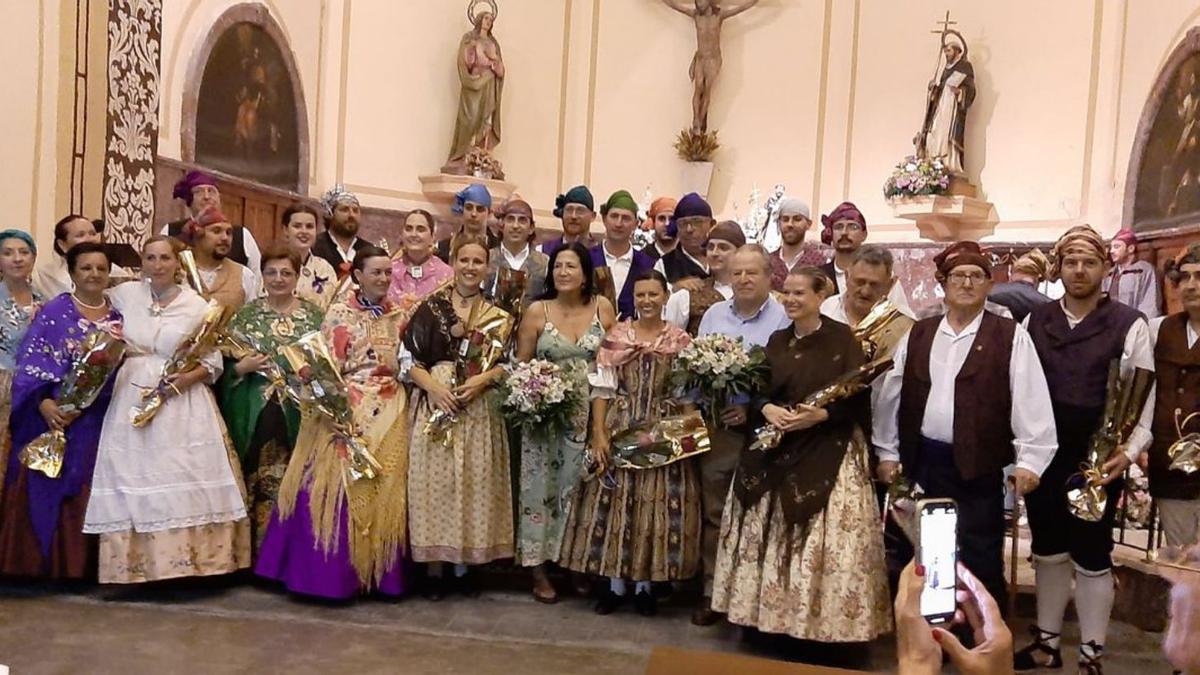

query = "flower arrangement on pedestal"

[{"left": 883, "top": 155, "right": 950, "bottom": 199}]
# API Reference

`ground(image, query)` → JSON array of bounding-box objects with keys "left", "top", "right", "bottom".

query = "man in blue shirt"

[{"left": 693, "top": 244, "right": 789, "bottom": 625}]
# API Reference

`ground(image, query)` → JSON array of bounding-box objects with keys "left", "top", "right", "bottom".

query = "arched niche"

[
  {"left": 180, "top": 3, "right": 309, "bottom": 194},
  {"left": 1123, "top": 27, "right": 1200, "bottom": 234}
]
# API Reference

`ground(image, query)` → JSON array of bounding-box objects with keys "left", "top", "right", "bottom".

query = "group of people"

[{"left": 0, "top": 167, "right": 1198, "bottom": 675}]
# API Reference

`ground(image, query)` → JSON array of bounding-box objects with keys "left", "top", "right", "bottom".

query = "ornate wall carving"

[{"left": 103, "top": 0, "right": 162, "bottom": 246}]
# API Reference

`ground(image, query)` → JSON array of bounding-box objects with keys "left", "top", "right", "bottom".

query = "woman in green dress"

[
  {"left": 220, "top": 243, "right": 324, "bottom": 550},
  {"left": 512, "top": 242, "right": 614, "bottom": 603}
]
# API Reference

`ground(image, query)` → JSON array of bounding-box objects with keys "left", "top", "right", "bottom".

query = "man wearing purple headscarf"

[
  {"left": 661, "top": 192, "right": 714, "bottom": 291},
  {"left": 820, "top": 201, "right": 910, "bottom": 311},
  {"left": 161, "top": 170, "right": 261, "bottom": 272}
]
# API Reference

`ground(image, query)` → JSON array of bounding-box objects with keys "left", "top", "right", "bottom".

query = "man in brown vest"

[
  {"left": 183, "top": 206, "right": 258, "bottom": 309},
  {"left": 1017, "top": 226, "right": 1154, "bottom": 673},
  {"left": 1136, "top": 242, "right": 1200, "bottom": 548},
  {"left": 874, "top": 241, "right": 1057, "bottom": 605}
]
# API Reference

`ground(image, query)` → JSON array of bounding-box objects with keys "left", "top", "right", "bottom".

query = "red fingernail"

[
  {"left": 915, "top": 564, "right": 926, "bottom": 576},
  {"left": 931, "top": 630, "right": 942, "bottom": 642}
]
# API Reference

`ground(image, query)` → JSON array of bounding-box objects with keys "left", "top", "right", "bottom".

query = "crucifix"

[{"left": 662, "top": 0, "right": 760, "bottom": 134}]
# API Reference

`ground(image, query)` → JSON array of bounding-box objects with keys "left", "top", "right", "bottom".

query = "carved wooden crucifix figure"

[{"left": 662, "top": 0, "right": 760, "bottom": 134}]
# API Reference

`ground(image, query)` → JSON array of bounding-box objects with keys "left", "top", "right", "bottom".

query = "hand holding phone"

[{"left": 918, "top": 498, "right": 958, "bottom": 624}]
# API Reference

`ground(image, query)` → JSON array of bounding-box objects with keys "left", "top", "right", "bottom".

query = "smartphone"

[{"left": 917, "top": 497, "right": 958, "bottom": 624}]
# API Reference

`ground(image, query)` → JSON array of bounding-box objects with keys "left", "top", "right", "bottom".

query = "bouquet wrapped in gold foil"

[
  {"left": 486, "top": 266, "right": 527, "bottom": 323},
  {"left": 423, "top": 301, "right": 515, "bottom": 446},
  {"left": 750, "top": 299, "right": 909, "bottom": 452},
  {"left": 130, "top": 300, "right": 233, "bottom": 428},
  {"left": 750, "top": 359, "right": 894, "bottom": 451},
  {"left": 1168, "top": 411, "right": 1200, "bottom": 475},
  {"left": 610, "top": 411, "right": 711, "bottom": 470},
  {"left": 280, "top": 331, "right": 380, "bottom": 483},
  {"left": 20, "top": 328, "right": 126, "bottom": 478},
  {"left": 177, "top": 250, "right": 208, "bottom": 296},
  {"left": 1066, "top": 362, "right": 1155, "bottom": 521},
  {"left": 219, "top": 328, "right": 288, "bottom": 402}
]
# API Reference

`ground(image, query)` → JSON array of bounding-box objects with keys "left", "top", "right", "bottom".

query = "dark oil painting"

[
  {"left": 1133, "top": 51, "right": 1200, "bottom": 228},
  {"left": 195, "top": 22, "right": 300, "bottom": 190}
]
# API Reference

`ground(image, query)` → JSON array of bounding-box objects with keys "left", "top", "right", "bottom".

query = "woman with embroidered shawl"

[
  {"left": 0, "top": 229, "right": 41, "bottom": 500},
  {"left": 0, "top": 243, "right": 119, "bottom": 578},
  {"left": 561, "top": 270, "right": 701, "bottom": 617},
  {"left": 255, "top": 246, "right": 412, "bottom": 599},
  {"left": 219, "top": 244, "right": 323, "bottom": 552},
  {"left": 710, "top": 267, "right": 891, "bottom": 642},
  {"left": 405, "top": 236, "right": 514, "bottom": 598}
]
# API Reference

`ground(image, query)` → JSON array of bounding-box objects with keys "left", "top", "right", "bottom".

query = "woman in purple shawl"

[{"left": 0, "top": 243, "right": 122, "bottom": 578}]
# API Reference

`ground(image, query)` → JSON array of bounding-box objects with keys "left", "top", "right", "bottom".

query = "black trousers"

[
  {"left": 892, "top": 437, "right": 1008, "bottom": 607},
  {"left": 1024, "top": 405, "right": 1121, "bottom": 573}
]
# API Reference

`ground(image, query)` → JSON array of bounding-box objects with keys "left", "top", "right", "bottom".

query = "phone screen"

[{"left": 919, "top": 500, "right": 958, "bottom": 622}]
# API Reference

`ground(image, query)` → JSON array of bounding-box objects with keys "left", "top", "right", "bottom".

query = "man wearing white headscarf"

[
  {"left": 311, "top": 184, "right": 376, "bottom": 273},
  {"left": 767, "top": 197, "right": 827, "bottom": 291}
]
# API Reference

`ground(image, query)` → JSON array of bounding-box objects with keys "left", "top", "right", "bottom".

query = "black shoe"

[
  {"left": 633, "top": 591, "right": 657, "bottom": 617},
  {"left": 422, "top": 576, "right": 446, "bottom": 602},
  {"left": 594, "top": 590, "right": 625, "bottom": 615},
  {"left": 651, "top": 581, "right": 674, "bottom": 600},
  {"left": 691, "top": 606, "right": 723, "bottom": 626},
  {"left": 1013, "top": 625, "right": 1063, "bottom": 671},
  {"left": 1077, "top": 642, "right": 1103, "bottom": 675},
  {"left": 455, "top": 571, "right": 481, "bottom": 598}
]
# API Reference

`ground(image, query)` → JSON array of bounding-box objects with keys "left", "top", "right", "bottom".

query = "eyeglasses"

[
  {"left": 832, "top": 222, "right": 865, "bottom": 233},
  {"left": 947, "top": 271, "right": 988, "bottom": 285},
  {"left": 562, "top": 205, "right": 591, "bottom": 217}
]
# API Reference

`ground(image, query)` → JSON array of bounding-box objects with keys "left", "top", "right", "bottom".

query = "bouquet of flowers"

[
  {"left": 280, "top": 330, "right": 380, "bottom": 484},
  {"left": 130, "top": 300, "right": 233, "bottom": 427},
  {"left": 20, "top": 326, "right": 126, "bottom": 478},
  {"left": 499, "top": 359, "right": 582, "bottom": 441},
  {"left": 883, "top": 155, "right": 951, "bottom": 199},
  {"left": 424, "top": 301, "right": 515, "bottom": 446},
  {"left": 670, "top": 334, "right": 769, "bottom": 424},
  {"left": 610, "top": 411, "right": 711, "bottom": 470}
]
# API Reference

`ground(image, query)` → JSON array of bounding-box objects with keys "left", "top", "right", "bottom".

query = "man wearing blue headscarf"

[{"left": 437, "top": 183, "right": 500, "bottom": 263}]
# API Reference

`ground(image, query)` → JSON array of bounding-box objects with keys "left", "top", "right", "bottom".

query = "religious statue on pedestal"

[
  {"left": 662, "top": 0, "right": 759, "bottom": 161},
  {"left": 444, "top": 0, "right": 506, "bottom": 180},
  {"left": 914, "top": 13, "right": 975, "bottom": 179}
]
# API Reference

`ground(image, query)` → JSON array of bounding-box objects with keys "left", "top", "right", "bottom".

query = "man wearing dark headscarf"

[
  {"left": 874, "top": 241, "right": 1057, "bottom": 605},
  {"left": 1017, "top": 225, "right": 1153, "bottom": 673},
  {"left": 161, "top": 170, "right": 261, "bottom": 272},
  {"left": 661, "top": 192, "right": 714, "bottom": 289},
  {"left": 541, "top": 185, "right": 598, "bottom": 256},
  {"left": 1103, "top": 228, "right": 1161, "bottom": 318},
  {"left": 988, "top": 249, "right": 1052, "bottom": 322},
  {"left": 819, "top": 201, "right": 910, "bottom": 312}
]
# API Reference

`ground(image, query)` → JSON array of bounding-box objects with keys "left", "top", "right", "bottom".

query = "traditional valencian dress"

[
  {"left": 711, "top": 319, "right": 892, "bottom": 642},
  {"left": 255, "top": 294, "right": 411, "bottom": 599},
  {"left": 404, "top": 290, "right": 514, "bottom": 564},
  {"left": 83, "top": 283, "right": 250, "bottom": 584},
  {"left": 561, "top": 320, "right": 702, "bottom": 582},
  {"left": 218, "top": 298, "right": 324, "bottom": 551},
  {"left": 517, "top": 303, "right": 604, "bottom": 566},
  {"left": 0, "top": 294, "right": 120, "bottom": 578},
  {"left": 0, "top": 283, "right": 41, "bottom": 500}
]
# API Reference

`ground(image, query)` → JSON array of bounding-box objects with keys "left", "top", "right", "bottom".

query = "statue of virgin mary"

[{"left": 444, "top": 0, "right": 504, "bottom": 176}]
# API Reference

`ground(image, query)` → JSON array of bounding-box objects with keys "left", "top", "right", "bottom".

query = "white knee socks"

[
  {"left": 1074, "top": 566, "right": 1115, "bottom": 658},
  {"left": 1033, "top": 553, "right": 1073, "bottom": 649}
]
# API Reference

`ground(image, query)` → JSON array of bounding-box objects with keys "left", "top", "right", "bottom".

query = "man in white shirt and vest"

[{"left": 874, "top": 241, "right": 1058, "bottom": 605}]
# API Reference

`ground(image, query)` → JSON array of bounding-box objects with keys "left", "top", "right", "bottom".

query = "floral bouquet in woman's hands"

[
  {"left": 20, "top": 325, "right": 126, "bottom": 478},
  {"left": 499, "top": 359, "right": 582, "bottom": 442},
  {"left": 670, "top": 334, "right": 769, "bottom": 425},
  {"left": 130, "top": 300, "right": 233, "bottom": 428}
]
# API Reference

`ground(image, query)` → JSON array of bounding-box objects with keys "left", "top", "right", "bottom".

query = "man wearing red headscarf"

[
  {"left": 873, "top": 241, "right": 1057, "bottom": 606},
  {"left": 1102, "top": 228, "right": 1161, "bottom": 318},
  {"left": 642, "top": 196, "right": 678, "bottom": 261}
]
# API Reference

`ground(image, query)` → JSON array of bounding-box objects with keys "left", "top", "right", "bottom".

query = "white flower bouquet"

[
  {"left": 883, "top": 155, "right": 951, "bottom": 199},
  {"left": 500, "top": 359, "right": 583, "bottom": 441},
  {"left": 670, "top": 334, "right": 768, "bottom": 422}
]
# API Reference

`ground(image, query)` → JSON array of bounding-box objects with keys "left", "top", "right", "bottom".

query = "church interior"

[{"left": 2, "top": 0, "right": 1200, "bottom": 673}]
